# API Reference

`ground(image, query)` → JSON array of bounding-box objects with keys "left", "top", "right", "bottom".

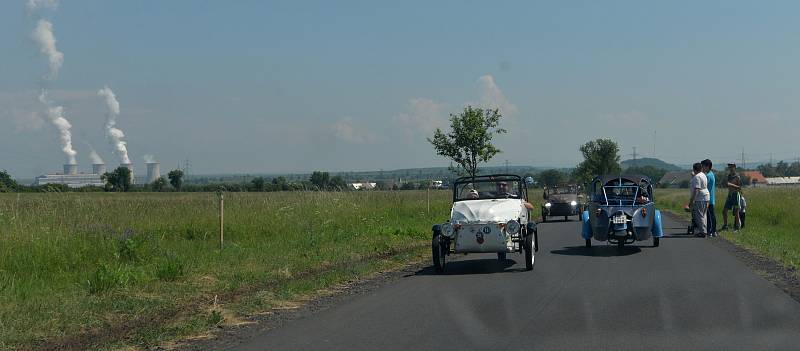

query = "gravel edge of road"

[
  {"left": 661, "top": 211, "right": 800, "bottom": 304},
  {"left": 168, "top": 255, "right": 430, "bottom": 351}
]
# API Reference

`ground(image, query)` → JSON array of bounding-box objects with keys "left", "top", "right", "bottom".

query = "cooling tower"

[
  {"left": 92, "top": 163, "right": 107, "bottom": 175},
  {"left": 146, "top": 162, "right": 160, "bottom": 184},
  {"left": 63, "top": 163, "right": 78, "bottom": 175}
]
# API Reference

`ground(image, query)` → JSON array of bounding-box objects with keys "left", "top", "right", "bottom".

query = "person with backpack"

[{"left": 722, "top": 163, "right": 742, "bottom": 231}]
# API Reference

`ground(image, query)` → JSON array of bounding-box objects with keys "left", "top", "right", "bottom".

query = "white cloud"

[
  {"left": 26, "top": 0, "right": 58, "bottom": 13},
  {"left": 477, "top": 75, "right": 518, "bottom": 116},
  {"left": 2, "top": 109, "right": 45, "bottom": 132},
  {"left": 0, "top": 89, "right": 97, "bottom": 134},
  {"left": 392, "top": 98, "right": 447, "bottom": 135},
  {"left": 331, "top": 117, "right": 377, "bottom": 144}
]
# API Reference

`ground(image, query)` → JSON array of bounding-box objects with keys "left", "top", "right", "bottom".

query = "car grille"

[{"left": 549, "top": 203, "right": 574, "bottom": 213}]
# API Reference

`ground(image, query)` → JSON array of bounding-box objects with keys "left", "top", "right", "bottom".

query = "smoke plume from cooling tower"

[
  {"left": 143, "top": 154, "right": 156, "bottom": 163},
  {"left": 98, "top": 85, "right": 131, "bottom": 164},
  {"left": 26, "top": 0, "right": 58, "bottom": 13},
  {"left": 38, "top": 90, "right": 77, "bottom": 164},
  {"left": 31, "top": 19, "right": 63, "bottom": 80},
  {"left": 89, "top": 149, "right": 104, "bottom": 165}
]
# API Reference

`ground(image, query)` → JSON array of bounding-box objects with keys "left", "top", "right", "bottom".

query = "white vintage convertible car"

[{"left": 432, "top": 175, "right": 538, "bottom": 273}]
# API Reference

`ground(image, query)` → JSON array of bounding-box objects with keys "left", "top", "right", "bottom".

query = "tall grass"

[
  {"left": 656, "top": 187, "right": 800, "bottom": 273},
  {"left": 0, "top": 191, "right": 451, "bottom": 349}
]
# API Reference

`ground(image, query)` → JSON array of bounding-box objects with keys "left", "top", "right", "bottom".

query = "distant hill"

[{"left": 620, "top": 158, "right": 682, "bottom": 171}]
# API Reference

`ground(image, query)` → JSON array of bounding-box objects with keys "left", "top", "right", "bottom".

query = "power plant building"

[{"left": 35, "top": 163, "right": 104, "bottom": 188}]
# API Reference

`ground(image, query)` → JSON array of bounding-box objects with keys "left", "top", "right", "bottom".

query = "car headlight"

[
  {"left": 570, "top": 201, "right": 577, "bottom": 207},
  {"left": 441, "top": 223, "right": 455, "bottom": 237},
  {"left": 506, "top": 220, "right": 520, "bottom": 234},
  {"left": 545, "top": 203, "right": 551, "bottom": 208}
]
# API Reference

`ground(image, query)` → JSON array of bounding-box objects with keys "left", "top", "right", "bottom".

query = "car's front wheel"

[
  {"left": 523, "top": 233, "right": 534, "bottom": 271},
  {"left": 432, "top": 232, "right": 447, "bottom": 273},
  {"left": 497, "top": 252, "right": 506, "bottom": 261}
]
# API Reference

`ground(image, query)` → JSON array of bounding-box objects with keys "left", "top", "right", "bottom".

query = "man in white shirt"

[{"left": 689, "top": 162, "right": 710, "bottom": 237}]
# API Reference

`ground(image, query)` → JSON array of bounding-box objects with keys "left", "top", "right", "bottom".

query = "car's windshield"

[
  {"left": 454, "top": 180, "right": 522, "bottom": 200},
  {"left": 591, "top": 177, "right": 652, "bottom": 205},
  {"left": 547, "top": 186, "right": 578, "bottom": 195}
]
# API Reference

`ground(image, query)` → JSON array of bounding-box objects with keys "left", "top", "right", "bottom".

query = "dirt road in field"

[{"left": 196, "top": 214, "right": 800, "bottom": 351}]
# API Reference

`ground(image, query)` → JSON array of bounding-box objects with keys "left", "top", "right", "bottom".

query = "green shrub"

[
  {"left": 155, "top": 254, "right": 185, "bottom": 282},
  {"left": 208, "top": 309, "right": 223, "bottom": 326},
  {"left": 87, "top": 263, "right": 131, "bottom": 294},
  {"left": 116, "top": 237, "right": 141, "bottom": 262}
]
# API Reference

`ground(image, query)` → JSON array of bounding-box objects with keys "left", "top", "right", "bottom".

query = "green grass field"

[
  {"left": 656, "top": 187, "right": 800, "bottom": 273},
  {"left": 0, "top": 191, "right": 453, "bottom": 350},
  {"left": 2, "top": 186, "right": 794, "bottom": 349}
]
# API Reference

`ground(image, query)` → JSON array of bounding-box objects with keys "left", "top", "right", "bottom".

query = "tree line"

[
  {"left": 0, "top": 168, "right": 444, "bottom": 193},
  {"left": 757, "top": 161, "right": 800, "bottom": 178}
]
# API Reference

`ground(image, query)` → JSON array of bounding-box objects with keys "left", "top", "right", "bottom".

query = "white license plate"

[{"left": 613, "top": 216, "right": 626, "bottom": 224}]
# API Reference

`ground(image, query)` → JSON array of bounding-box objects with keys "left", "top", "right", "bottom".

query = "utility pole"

[
  {"left": 653, "top": 131, "right": 656, "bottom": 158},
  {"left": 183, "top": 159, "right": 191, "bottom": 181},
  {"left": 741, "top": 148, "right": 745, "bottom": 170}
]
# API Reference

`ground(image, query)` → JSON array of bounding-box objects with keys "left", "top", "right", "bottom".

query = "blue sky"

[{"left": 2, "top": 0, "right": 800, "bottom": 177}]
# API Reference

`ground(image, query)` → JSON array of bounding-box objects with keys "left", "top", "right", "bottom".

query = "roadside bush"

[
  {"left": 87, "top": 263, "right": 132, "bottom": 294},
  {"left": 116, "top": 237, "right": 142, "bottom": 262},
  {"left": 155, "top": 254, "right": 185, "bottom": 282}
]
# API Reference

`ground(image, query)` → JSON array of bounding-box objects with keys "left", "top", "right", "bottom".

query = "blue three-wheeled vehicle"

[{"left": 581, "top": 175, "right": 664, "bottom": 248}]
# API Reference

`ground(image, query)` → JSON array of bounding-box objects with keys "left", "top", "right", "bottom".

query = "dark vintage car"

[{"left": 541, "top": 184, "right": 584, "bottom": 222}]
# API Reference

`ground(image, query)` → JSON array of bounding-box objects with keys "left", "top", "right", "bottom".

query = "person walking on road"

[
  {"left": 701, "top": 159, "right": 717, "bottom": 237},
  {"left": 689, "top": 162, "right": 710, "bottom": 237},
  {"left": 721, "top": 162, "right": 742, "bottom": 231}
]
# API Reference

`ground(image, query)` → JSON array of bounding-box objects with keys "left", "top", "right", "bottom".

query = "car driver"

[{"left": 496, "top": 181, "right": 517, "bottom": 198}]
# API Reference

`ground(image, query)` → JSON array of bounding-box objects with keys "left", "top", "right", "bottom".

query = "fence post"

[
  {"left": 427, "top": 179, "right": 430, "bottom": 215},
  {"left": 217, "top": 190, "right": 224, "bottom": 250}
]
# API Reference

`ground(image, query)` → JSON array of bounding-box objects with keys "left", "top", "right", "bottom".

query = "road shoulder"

[{"left": 662, "top": 210, "right": 800, "bottom": 304}]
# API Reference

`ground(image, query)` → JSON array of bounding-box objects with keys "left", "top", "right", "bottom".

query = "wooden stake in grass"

[
  {"left": 427, "top": 180, "right": 430, "bottom": 215},
  {"left": 217, "top": 190, "right": 224, "bottom": 250}
]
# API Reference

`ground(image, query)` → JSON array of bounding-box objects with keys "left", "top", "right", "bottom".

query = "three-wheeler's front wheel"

[
  {"left": 432, "top": 233, "right": 447, "bottom": 274},
  {"left": 653, "top": 237, "right": 660, "bottom": 247},
  {"left": 585, "top": 238, "right": 592, "bottom": 248},
  {"left": 523, "top": 234, "right": 534, "bottom": 271}
]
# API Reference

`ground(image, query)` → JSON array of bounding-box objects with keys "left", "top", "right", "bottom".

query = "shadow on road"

[
  {"left": 414, "top": 258, "right": 525, "bottom": 276},
  {"left": 662, "top": 234, "right": 700, "bottom": 239},
  {"left": 550, "top": 245, "right": 642, "bottom": 257}
]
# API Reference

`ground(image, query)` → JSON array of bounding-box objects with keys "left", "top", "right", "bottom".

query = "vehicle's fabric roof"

[
  {"left": 593, "top": 174, "right": 652, "bottom": 184},
  {"left": 454, "top": 174, "right": 522, "bottom": 184}
]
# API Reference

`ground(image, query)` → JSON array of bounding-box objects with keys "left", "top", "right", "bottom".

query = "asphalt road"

[{"left": 228, "top": 215, "right": 800, "bottom": 351}]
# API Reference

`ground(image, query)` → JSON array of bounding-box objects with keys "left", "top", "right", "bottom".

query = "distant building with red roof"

[{"left": 741, "top": 171, "right": 767, "bottom": 186}]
